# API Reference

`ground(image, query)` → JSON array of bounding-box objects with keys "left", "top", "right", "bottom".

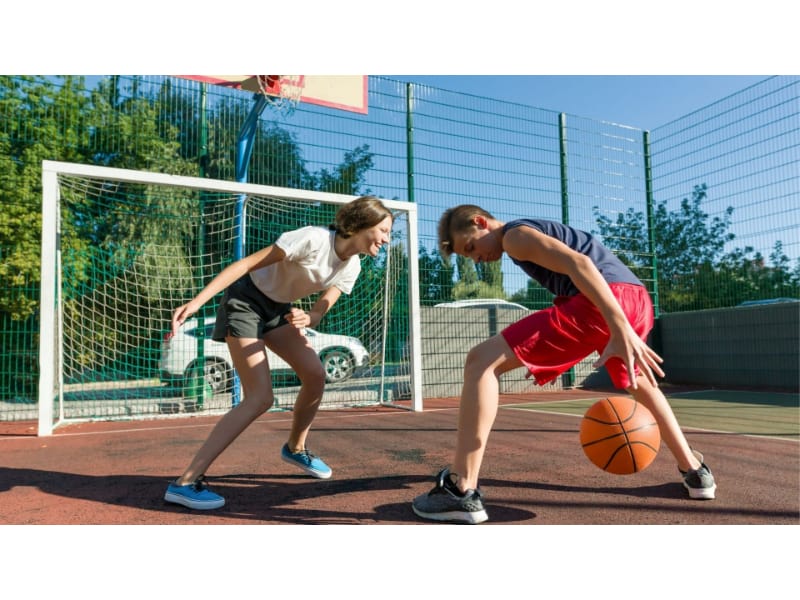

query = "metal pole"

[
  {"left": 643, "top": 130, "right": 660, "bottom": 318},
  {"left": 235, "top": 94, "right": 269, "bottom": 258},
  {"left": 558, "top": 113, "right": 575, "bottom": 387},
  {"left": 228, "top": 94, "right": 269, "bottom": 406},
  {"left": 558, "top": 113, "right": 570, "bottom": 225},
  {"left": 189, "top": 82, "right": 209, "bottom": 409},
  {"left": 405, "top": 82, "right": 415, "bottom": 203}
]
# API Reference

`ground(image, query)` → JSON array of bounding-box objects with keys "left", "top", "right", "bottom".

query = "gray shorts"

[{"left": 212, "top": 274, "right": 291, "bottom": 341}]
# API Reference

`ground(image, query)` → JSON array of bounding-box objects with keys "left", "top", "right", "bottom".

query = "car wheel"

[
  {"left": 321, "top": 349, "right": 354, "bottom": 383},
  {"left": 185, "top": 359, "right": 231, "bottom": 395}
]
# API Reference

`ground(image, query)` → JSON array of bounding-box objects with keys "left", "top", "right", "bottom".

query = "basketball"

[{"left": 579, "top": 396, "right": 661, "bottom": 475}]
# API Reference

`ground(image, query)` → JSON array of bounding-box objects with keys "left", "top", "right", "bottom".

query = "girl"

[{"left": 164, "top": 196, "right": 393, "bottom": 510}]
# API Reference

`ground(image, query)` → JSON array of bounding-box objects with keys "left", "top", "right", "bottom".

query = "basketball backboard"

[{"left": 179, "top": 75, "right": 368, "bottom": 114}]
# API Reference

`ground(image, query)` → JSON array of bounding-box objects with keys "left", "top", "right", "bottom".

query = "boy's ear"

[{"left": 473, "top": 215, "right": 488, "bottom": 230}]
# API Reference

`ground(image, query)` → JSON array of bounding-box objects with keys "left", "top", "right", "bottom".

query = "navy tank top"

[{"left": 503, "top": 219, "right": 642, "bottom": 297}]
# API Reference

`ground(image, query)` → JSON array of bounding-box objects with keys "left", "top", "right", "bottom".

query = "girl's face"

[{"left": 355, "top": 215, "right": 392, "bottom": 257}]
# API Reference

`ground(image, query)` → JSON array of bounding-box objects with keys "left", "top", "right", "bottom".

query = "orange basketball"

[{"left": 579, "top": 396, "right": 661, "bottom": 475}]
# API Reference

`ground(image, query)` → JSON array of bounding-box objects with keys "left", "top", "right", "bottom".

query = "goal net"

[{"left": 38, "top": 161, "right": 422, "bottom": 436}]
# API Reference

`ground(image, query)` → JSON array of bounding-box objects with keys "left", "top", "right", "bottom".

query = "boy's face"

[{"left": 451, "top": 220, "right": 503, "bottom": 264}]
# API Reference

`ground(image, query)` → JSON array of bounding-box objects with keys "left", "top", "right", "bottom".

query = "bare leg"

[
  {"left": 627, "top": 375, "right": 701, "bottom": 472},
  {"left": 451, "top": 335, "right": 522, "bottom": 492},
  {"left": 264, "top": 326, "right": 327, "bottom": 452},
  {"left": 176, "top": 337, "right": 274, "bottom": 485}
]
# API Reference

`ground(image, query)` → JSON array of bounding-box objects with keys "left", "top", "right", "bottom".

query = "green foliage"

[
  {"left": 451, "top": 255, "right": 505, "bottom": 300},
  {"left": 0, "top": 75, "right": 383, "bottom": 395},
  {"left": 315, "top": 145, "right": 374, "bottom": 195},
  {"left": 418, "top": 246, "right": 454, "bottom": 305},
  {"left": 0, "top": 76, "right": 90, "bottom": 319},
  {"left": 429, "top": 248, "right": 508, "bottom": 303},
  {"left": 509, "top": 280, "right": 553, "bottom": 310},
  {"left": 594, "top": 184, "right": 799, "bottom": 312}
]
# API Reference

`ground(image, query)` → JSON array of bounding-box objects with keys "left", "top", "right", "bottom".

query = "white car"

[
  {"left": 160, "top": 318, "right": 371, "bottom": 393},
  {"left": 434, "top": 298, "right": 528, "bottom": 310}
]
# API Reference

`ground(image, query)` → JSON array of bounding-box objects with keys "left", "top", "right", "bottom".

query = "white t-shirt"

[{"left": 248, "top": 226, "right": 361, "bottom": 303}]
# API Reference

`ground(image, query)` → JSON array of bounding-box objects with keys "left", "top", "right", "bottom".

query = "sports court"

[
  {"left": 1, "top": 73, "right": 797, "bottom": 598},
  {"left": 2, "top": 386, "right": 796, "bottom": 526}
]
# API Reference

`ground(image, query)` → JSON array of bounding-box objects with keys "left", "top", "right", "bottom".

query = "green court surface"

[{"left": 514, "top": 389, "right": 800, "bottom": 440}]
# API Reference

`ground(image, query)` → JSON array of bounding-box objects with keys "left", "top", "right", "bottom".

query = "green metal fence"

[
  {"left": 1, "top": 74, "right": 798, "bottom": 417},
  {"left": 649, "top": 76, "right": 799, "bottom": 313}
]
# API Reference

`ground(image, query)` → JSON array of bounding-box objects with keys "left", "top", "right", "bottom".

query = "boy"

[{"left": 411, "top": 205, "right": 715, "bottom": 524}]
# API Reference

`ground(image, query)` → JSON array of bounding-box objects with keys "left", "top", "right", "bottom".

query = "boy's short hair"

[{"left": 437, "top": 204, "right": 495, "bottom": 258}]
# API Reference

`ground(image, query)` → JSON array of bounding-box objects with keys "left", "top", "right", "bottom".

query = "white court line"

[{"left": 0, "top": 407, "right": 424, "bottom": 441}]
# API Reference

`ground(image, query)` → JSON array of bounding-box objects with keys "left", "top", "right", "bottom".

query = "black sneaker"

[
  {"left": 412, "top": 468, "right": 489, "bottom": 524},
  {"left": 680, "top": 450, "right": 716, "bottom": 500}
]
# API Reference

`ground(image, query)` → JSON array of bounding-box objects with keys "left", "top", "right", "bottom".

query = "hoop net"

[{"left": 256, "top": 75, "right": 305, "bottom": 114}]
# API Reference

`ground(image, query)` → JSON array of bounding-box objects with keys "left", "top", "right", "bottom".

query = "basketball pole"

[{"left": 229, "top": 93, "right": 269, "bottom": 406}]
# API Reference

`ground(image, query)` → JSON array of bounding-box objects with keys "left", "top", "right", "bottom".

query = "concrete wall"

[
  {"left": 417, "top": 306, "right": 603, "bottom": 398},
  {"left": 415, "top": 302, "right": 799, "bottom": 398},
  {"left": 657, "top": 302, "right": 799, "bottom": 390}
]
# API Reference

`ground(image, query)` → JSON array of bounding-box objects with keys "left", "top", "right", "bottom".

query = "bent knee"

[
  {"left": 464, "top": 346, "right": 500, "bottom": 378},
  {"left": 297, "top": 364, "right": 326, "bottom": 391},
  {"left": 240, "top": 393, "right": 274, "bottom": 414},
  {"left": 464, "top": 336, "right": 516, "bottom": 375}
]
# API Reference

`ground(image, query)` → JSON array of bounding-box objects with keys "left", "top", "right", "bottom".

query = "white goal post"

[{"left": 39, "top": 160, "right": 422, "bottom": 436}]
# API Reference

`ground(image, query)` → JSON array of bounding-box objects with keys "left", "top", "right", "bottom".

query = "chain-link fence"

[{"left": 1, "top": 75, "right": 797, "bottom": 418}]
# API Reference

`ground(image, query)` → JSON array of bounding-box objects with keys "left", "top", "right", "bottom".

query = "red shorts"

[{"left": 501, "top": 283, "right": 654, "bottom": 390}]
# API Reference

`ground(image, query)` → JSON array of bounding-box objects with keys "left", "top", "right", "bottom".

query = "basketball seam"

[{"left": 607, "top": 399, "right": 637, "bottom": 471}]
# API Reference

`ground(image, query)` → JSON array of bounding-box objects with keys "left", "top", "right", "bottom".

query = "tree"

[
  {"left": 418, "top": 246, "right": 455, "bottom": 305},
  {"left": 315, "top": 145, "right": 374, "bottom": 195},
  {"left": 0, "top": 76, "right": 97, "bottom": 393},
  {"left": 0, "top": 75, "right": 383, "bottom": 393},
  {"left": 509, "top": 280, "right": 553, "bottom": 310},
  {"left": 0, "top": 76, "right": 91, "bottom": 319},
  {"left": 451, "top": 255, "right": 505, "bottom": 300},
  {"left": 594, "top": 183, "right": 798, "bottom": 311}
]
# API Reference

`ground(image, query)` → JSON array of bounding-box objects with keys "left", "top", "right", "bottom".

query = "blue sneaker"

[
  {"left": 164, "top": 476, "right": 225, "bottom": 510},
  {"left": 281, "top": 443, "right": 332, "bottom": 479}
]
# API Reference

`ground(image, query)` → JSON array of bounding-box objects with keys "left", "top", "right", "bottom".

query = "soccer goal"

[{"left": 38, "top": 160, "right": 422, "bottom": 436}]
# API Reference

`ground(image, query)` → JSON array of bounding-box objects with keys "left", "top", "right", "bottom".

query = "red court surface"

[
  {"left": 2, "top": 388, "right": 796, "bottom": 599},
  {"left": 1, "top": 390, "right": 797, "bottom": 526}
]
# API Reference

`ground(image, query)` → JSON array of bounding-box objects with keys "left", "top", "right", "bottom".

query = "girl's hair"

[
  {"left": 331, "top": 196, "right": 393, "bottom": 238},
  {"left": 437, "top": 204, "right": 495, "bottom": 258}
]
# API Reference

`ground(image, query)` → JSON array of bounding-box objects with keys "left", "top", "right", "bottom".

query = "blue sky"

[{"left": 381, "top": 75, "right": 771, "bottom": 130}]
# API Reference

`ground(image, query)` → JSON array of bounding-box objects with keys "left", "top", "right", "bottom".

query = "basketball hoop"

[
  {"left": 256, "top": 75, "right": 305, "bottom": 114},
  {"left": 178, "top": 75, "right": 367, "bottom": 114}
]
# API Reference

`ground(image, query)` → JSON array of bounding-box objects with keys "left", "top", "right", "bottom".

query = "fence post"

[
  {"left": 559, "top": 112, "right": 575, "bottom": 387},
  {"left": 559, "top": 113, "right": 570, "bottom": 225},
  {"left": 405, "top": 82, "right": 415, "bottom": 203},
  {"left": 189, "top": 82, "right": 209, "bottom": 410},
  {"left": 642, "top": 130, "right": 660, "bottom": 318}
]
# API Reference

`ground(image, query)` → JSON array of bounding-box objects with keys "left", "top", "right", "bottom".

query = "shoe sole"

[
  {"left": 164, "top": 491, "right": 225, "bottom": 510},
  {"left": 411, "top": 503, "right": 489, "bottom": 524},
  {"left": 684, "top": 482, "right": 716, "bottom": 500},
  {"left": 281, "top": 454, "right": 332, "bottom": 479}
]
